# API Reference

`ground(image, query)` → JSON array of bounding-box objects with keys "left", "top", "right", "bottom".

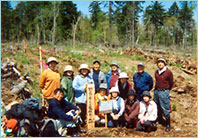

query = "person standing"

[
  {"left": 106, "top": 61, "right": 120, "bottom": 90},
  {"left": 154, "top": 57, "right": 173, "bottom": 132},
  {"left": 72, "top": 64, "right": 93, "bottom": 126},
  {"left": 133, "top": 62, "right": 153, "bottom": 101},
  {"left": 89, "top": 60, "right": 106, "bottom": 93},
  {"left": 61, "top": 65, "right": 75, "bottom": 104},
  {"left": 115, "top": 72, "right": 132, "bottom": 100},
  {"left": 39, "top": 57, "right": 60, "bottom": 105}
]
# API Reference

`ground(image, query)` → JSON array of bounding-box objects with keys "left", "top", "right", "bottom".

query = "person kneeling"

[
  {"left": 47, "top": 88, "right": 86, "bottom": 137},
  {"left": 107, "top": 87, "right": 125, "bottom": 127},
  {"left": 136, "top": 91, "right": 157, "bottom": 132}
]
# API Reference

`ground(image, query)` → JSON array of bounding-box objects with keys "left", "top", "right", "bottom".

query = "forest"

[{"left": 1, "top": 1, "right": 197, "bottom": 49}]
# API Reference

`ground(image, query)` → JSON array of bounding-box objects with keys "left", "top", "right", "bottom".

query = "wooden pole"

[
  {"left": 105, "top": 114, "right": 107, "bottom": 128},
  {"left": 39, "top": 46, "right": 43, "bottom": 75}
]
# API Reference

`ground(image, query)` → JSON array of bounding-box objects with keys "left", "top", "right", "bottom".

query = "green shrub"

[{"left": 172, "top": 103, "right": 177, "bottom": 111}]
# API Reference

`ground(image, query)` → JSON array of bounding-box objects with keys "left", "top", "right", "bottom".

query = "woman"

[
  {"left": 39, "top": 57, "right": 60, "bottom": 105},
  {"left": 61, "top": 65, "right": 74, "bottom": 104}
]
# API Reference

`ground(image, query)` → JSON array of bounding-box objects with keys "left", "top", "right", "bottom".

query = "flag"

[{"left": 40, "top": 49, "right": 54, "bottom": 56}]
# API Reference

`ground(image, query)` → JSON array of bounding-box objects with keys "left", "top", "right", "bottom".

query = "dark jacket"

[
  {"left": 155, "top": 68, "right": 173, "bottom": 90},
  {"left": 116, "top": 80, "right": 132, "bottom": 100},
  {"left": 124, "top": 99, "right": 140, "bottom": 123},
  {"left": 47, "top": 98, "right": 79, "bottom": 121},
  {"left": 133, "top": 72, "right": 153, "bottom": 94}
]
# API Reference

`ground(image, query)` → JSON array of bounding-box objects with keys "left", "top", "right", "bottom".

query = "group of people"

[{"left": 39, "top": 56, "right": 173, "bottom": 136}]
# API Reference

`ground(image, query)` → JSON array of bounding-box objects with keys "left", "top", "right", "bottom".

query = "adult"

[
  {"left": 115, "top": 72, "right": 132, "bottom": 100},
  {"left": 89, "top": 60, "right": 106, "bottom": 93},
  {"left": 106, "top": 61, "right": 120, "bottom": 90},
  {"left": 107, "top": 87, "right": 125, "bottom": 128},
  {"left": 136, "top": 91, "right": 157, "bottom": 132},
  {"left": 47, "top": 88, "right": 86, "bottom": 137},
  {"left": 39, "top": 57, "right": 60, "bottom": 105},
  {"left": 133, "top": 62, "right": 153, "bottom": 101},
  {"left": 94, "top": 83, "right": 110, "bottom": 126},
  {"left": 154, "top": 57, "right": 173, "bottom": 132},
  {"left": 72, "top": 64, "right": 93, "bottom": 126},
  {"left": 124, "top": 90, "right": 140, "bottom": 128},
  {"left": 60, "top": 65, "right": 74, "bottom": 104}
]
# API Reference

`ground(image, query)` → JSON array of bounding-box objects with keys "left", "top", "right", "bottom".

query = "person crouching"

[
  {"left": 107, "top": 87, "right": 125, "bottom": 127},
  {"left": 94, "top": 83, "right": 110, "bottom": 126},
  {"left": 47, "top": 88, "right": 86, "bottom": 137},
  {"left": 124, "top": 90, "right": 140, "bottom": 128},
  {"left": 136, "top": 91, "right": 157, "bottom": 132}
]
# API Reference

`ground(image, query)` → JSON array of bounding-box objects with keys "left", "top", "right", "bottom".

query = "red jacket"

[
  {"left": 124, "top": 99, "right": 140, "bottom": 123},
  {"left": 155, "top": 68, "right": 173, "bottom": 90}
]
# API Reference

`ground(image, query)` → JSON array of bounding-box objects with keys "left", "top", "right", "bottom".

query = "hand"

[
  {"left": 73, "top": 116, "right": 76, "bottom": 121},
  {"left": 75, "top": 110, "right": 80, "bottom": 116},
  {"left": 114, "top": 114, "right": 120, "bottom": 120},
  {"left": 84, "top": 83, "right": 88, "bottom": 89}
]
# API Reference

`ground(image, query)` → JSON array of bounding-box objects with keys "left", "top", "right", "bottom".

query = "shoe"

[
  {"left": 166, "top": 125, "right": 171, "bottom": 132},
  {"left": 77, "top": 126, "right": 86, "bottom": 133},
  {"left": 165, "top": 117, "right": 171, "bottom": 132},
  {"left": 71, "top": 133, "right": 81, "bottom": 137}
]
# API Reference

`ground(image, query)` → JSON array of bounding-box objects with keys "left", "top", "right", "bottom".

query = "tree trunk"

[
  {"left": 132, "top": 1, "right": 135, "bottom": 48},
  {"left": 37, "top": 24, "right": 41, "bottom": 45},
  {"left": 73, "top": 17, "right": 81, "bottom": 47},
  {"left": 52, "top": 1, "right": 60, "bottom": 46},
  {"left": 109, "top": 1, "right": 112, "bottom": 48}
]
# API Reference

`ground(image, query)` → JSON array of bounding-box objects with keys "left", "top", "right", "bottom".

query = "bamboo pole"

[{"left": 39, "top": 46, "right": 43, "bottom": 75}]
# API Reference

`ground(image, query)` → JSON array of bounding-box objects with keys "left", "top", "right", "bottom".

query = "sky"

[{"left": 10, "top": 1, "right": 197, "bottom": 23}]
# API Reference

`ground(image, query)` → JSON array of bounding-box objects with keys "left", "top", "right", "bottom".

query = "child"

[
  {"left": 124, "top": 90, "right": 140, "bottom": 128},
  {"left": 136, "top": 91, "right": 157, "bottom": 132},
  {"left": 107, "top": 87, "right": 125, "bottom": 127},
  {"left": 61, "top": 65, "right": 74, "bottom": 104},
  {"left": 94, "top": 83, "right": 110, "bottom": 126}
]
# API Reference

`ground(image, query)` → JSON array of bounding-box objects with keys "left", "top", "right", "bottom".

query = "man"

[
  {"left": 154, "top": 57, "right": 173, "bottom": 132},
  {"left": 106, "top": 61, "right": 120, "bottom": 90},
  {"left": 48, "top": 88, "right": 86, "bottom": 136},
  {"left": 133, "top": 62, "right": 153, "bottom": 101},
  {"left": 89, "top": 60, "right": 106, "bottom": 93}
]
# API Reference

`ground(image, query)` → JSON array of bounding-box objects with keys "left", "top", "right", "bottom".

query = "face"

[
  {"left": 111, "top": 65, "right": 118, "bottom": 72},
  {"left": 143, "top": 96, "right": 150, "bottom": 102},
  {"left": 66, "top": 71, "right": 73, "bottom": 76},
  {"left": 81, "top": 69, "right": 89, "bottom": 76},
  {"left": 111, "top": 92, "right": 118, "bottom": 98},
  {"left": 138, "top": 65, "right": 144, "bottom": 73},
  {"left": 120, "top": 78, "right": 127, "bottom": 84},
  {"left": 99, "top": 88, "right": 106, "bottom": 96},
  {"left": 128, "top": 95, "right": 135, "bottom": 101},
  {"left": 54, "top": 91, "right": 64, "bottom": 101},
  {"left": 49, "top": 61, "right": 57, "bottom": 70},
  {"left": 93, "top": 63, "right": 100, "bottom": 71},
  {"left": 157, "top": 61, "right": 165, "bottom": 70}
]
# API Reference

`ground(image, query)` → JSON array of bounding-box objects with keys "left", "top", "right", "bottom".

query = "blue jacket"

[
  {"left": 72, "top": 74, "right": 93, "bottom": 104},
  {"left": 48, "top": 98, "right": 79, "bottom": 121},
  {"left": 133, "top": 72, "right": 153, "bottom": 94},
  {"left": 106, "top": 68, "right": 120, "bottom": 90}
]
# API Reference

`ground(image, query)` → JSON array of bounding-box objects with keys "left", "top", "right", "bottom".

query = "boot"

[
  {"left": 76, "top": 125, "right": 86, "bottom": 133},
  {"left": 165, "top": 117, "right": 171, "bottom": 132}
]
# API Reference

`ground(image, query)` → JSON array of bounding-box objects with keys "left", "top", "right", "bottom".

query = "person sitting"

[
  {"left": 94, "top": 83, "right": 110, "bottom": 126},
  {"left": 107, "top": 87, "right": 125, "bottom": 128},
  {"left": 124, "top": 90, "right": 140, "bottom": 128},
  {"left": 47, "top": 88, "right": 86, "bottom": 137},
  {"left": 115, "top": 72, "right": 132, "bottom": 100},
  {"left": 136, "top": 91, "right": 157, "bottom": 132}
]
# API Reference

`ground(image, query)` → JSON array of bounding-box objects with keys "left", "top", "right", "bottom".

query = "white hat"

[
  {"left": 47, "top": 57, "right": 58, "bottom": 65},
  {"left": 119, "top": 72, "right": 129, "bottom": 79},
  {"left": 64, "top": 65, "right": 73, "bottom": 72},
  {"left": 138, "top": 62, "right": 145, "bottom": 67},
  {"left": 109, "top": 87, "right": 120, "bottom": 94},
  {"left": 78, "top": 64, "right": 90, "bottom": 72}
]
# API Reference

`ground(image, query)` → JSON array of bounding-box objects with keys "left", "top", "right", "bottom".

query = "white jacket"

[{"left": 138, "top": 101, "right": 157, "bottom": 121}]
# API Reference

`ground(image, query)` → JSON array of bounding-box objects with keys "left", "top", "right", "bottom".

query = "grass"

[
  {"left": 15, "top": 53, "right": 33, "bottom": 65},
  {"left": 135, "top": 55, "right": 145, "bottom": 61},
  {"left": 172, "top": 103, "right": 177, "bottom": 111}
]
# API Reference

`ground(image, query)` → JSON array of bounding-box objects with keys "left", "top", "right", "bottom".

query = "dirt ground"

[{"left": 1, "top": 44, "right": 197, "bottom": 137}]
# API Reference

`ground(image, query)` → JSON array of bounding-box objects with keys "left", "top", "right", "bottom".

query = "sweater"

[
  {"left": 47, "top": 98, "right": 79, "bottom": 121},
  {"left": 155, "top": 68, "right": 173, "bottom": 90},
  {"left": 39, "top": 69, "right": 60, "bottom": 99},
  {"left": 72, "top": 74, "right": 93, "bottom": 104},
  {"left": 106, "top": 68, "right": 121, "bottom": 90},
  {"left": 124, "top": 99, "right": 140, "bottom": 122},
  {"left": 116, "top": 80, "right": 132, "bottom": 100},
  {"left": 60, "top": 76, "right": 74, "bottom": 104}
]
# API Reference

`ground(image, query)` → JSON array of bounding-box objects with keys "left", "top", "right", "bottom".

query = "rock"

[
  {"left": 175, "top": 127, "right": 182, "bottom": 132},
  {"left": 177, "top": 88, "right": 185, "bottom": 94}
]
